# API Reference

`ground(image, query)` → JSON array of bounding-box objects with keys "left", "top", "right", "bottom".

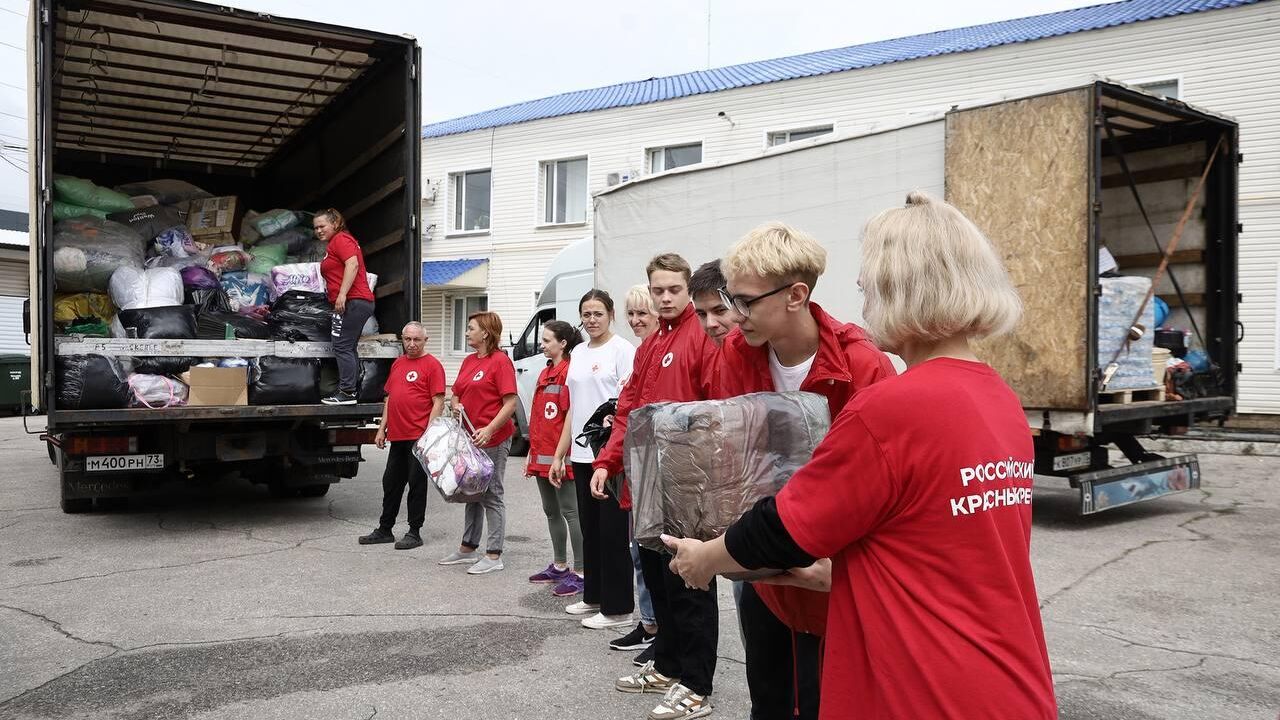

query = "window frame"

[
  {"left": 765, "top": 123, "right": 836, "bottom": 149},
  {"left": 644, "top": 141, "right": 704, "bottom": 174},
  {"left": 450, "top": 294, "right": 490, "bottom": 355},
  {"left": 447, "top": 168, "right": 493, "bottom": 236},
  {"left": 1132, "top": 77, "right": 1182, "bottom": 100},
  {"left": 537, "top": 155, "right": 590, "bottom": 228}
]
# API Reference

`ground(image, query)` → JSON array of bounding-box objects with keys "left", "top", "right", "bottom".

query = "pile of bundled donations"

[
  {"left": 625, "top": 391, "right": 831, "bottom": 579},
  {"left": 51, "top": 176, "right": 389, "bottom": 410}
]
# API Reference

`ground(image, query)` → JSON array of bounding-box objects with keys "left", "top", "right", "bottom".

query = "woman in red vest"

[{"left": 526, "top": 320, "right": 584, "bottom": 597}]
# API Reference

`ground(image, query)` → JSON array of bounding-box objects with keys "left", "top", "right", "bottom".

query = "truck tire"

[{"left": 298, "top": 484, "right": 330, "bottom": 498}]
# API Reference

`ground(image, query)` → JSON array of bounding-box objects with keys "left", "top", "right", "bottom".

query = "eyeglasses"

[{"left": 718, "top": 283, "right": 796, "bottom": 318}]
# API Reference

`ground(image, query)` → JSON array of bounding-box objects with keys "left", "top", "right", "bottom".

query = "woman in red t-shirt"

[
  {"left": 315, "top": 208, "right": 376, "bottom": 406},
  {"left": 665, "top": 192, "right": 1058, "bottom": 720},
  {"left": 525, "top": 320, "right": 585, "bottom": 597},
  {"left": 439, "top": 311, "right": 519, "bottom": 576}
]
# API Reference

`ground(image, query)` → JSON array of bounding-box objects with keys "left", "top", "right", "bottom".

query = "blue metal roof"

[
  {"left": 422, "top": 258, "right": 488, "bottom": 285},
  {"left": 423, "top": 0, "right": 1260, "bottom": 139}
]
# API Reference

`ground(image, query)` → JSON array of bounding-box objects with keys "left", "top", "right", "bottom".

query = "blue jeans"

[{"left": 631, "top": 539, "right": 656, "bottom": 626}]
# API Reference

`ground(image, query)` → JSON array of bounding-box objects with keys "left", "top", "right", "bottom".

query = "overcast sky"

[{"left": 0, "top": 0, "right": 1112, "bottom": 213}]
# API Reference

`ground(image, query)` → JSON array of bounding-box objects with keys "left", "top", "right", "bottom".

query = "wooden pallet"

[{"left": 1099, "top": 386, "right": 1166, "bottom": 405}]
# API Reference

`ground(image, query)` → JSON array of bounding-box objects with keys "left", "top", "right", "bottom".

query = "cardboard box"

[
  {"left": 186, "top": 196, "right": 241, "bottom": 241},
  {"left": 185, "top": 367, "right": 248, "bottom": 406}
]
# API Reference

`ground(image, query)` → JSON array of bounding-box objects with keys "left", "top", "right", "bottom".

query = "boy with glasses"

[{"left": 715, "top": 222, "right": 894, "bottom": 719}]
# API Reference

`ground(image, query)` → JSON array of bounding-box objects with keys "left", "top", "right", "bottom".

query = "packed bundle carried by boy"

[{"left": 625, "top": 391, "right": 831, "bottom": 565}]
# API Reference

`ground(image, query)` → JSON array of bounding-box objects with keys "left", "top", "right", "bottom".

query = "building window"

[
  {"left": 450, "top": 169, "right": 491, "bottom": 232},
  {"left": 648, "top": 143, "right": 702, "bottom": 173},
  {"left": 1136, "top": 79, "right": 1180, "bottom": 99},
  {"left": 541, "top": 157, "right": 588, "bottom": 224},
  {"left": 452, "top": 295, "right": 489, "bottom": 352},
  {"left": 768, "top": 125, "right": 834, "bottom": 147}
]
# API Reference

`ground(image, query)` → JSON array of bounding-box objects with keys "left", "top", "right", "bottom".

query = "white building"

[{"left": 420, "top": 0, "right": 1280, "bottom": 416}]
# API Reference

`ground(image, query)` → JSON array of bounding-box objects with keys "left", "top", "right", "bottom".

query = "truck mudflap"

[{"left": 1070, "top": 455, "right": 1201, "bottom": 515}]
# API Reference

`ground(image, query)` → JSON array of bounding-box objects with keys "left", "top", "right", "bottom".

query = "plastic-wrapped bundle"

[
  {"left": 220, "top": 271, "right": 271, "bottom": 311},
  {"left": 197, "top": 311, "right": 271, "bottom": 340},
  {"left": 115, "top": 306, "right": 198, "bottom": 339},
  {"left": 208, "top": 247, "right": 250, "bottom": 275},
  {"left": 108, "top": 266, "right": 183, "bottom": 311},
  {"left": 252, "top": 209, "right": 300, "bottom": 237},
  {"left": 269, "top": 263, "right": 325, "bottom": 297},
  {"left": 56, "top": 354, "right": 129, "bottom": 410},
  {"left": 107, "top": 205, "right": 188, "bottom": 242},
  {"left": 246, "top": 243, "right": 287, "bottom": 275},
  {"left": 358, "top": 358, "right": 392, "bottom": 402},
  {"left": 413, "top": 417, "right": 495, "bottom": 503},
  {"left": 626, "top": 391, "right": 832, "bottom": 553},
  {"left": 180, "top": 265, "right": 221, "bottom": 291},
  {"left": 267, "top": 290, "right": 332, "bottom": 341},
  {"left": 1098, "top": 276, "right": 1158, "bottom": 390},
  {"left": 53, "top": 292, "right": 116, "bottom": 326},
  {"left": 53, "top": 177, "right": 135, "bottom": 213},
  {"left": 127, "top": 373, "right": 189, "bottom": 408},
  {"left": 152, "top": 226, "right": 201, "bottom": 258},
  {"left": 113, "top": 179, "right": 211, "bottom": 205},
  {"left": 52, "top": 217, "right": 145, "bottom": 292},
  {"left": 52, "top": 201, "right": 107, "bottom": 221},
  {"left": 249, "top": 356, "right": 321, "bottom": 405}
]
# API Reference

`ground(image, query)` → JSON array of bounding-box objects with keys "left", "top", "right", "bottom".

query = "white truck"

[{"left": 590, "top": 80, "right": 1240, "bottom": 515}]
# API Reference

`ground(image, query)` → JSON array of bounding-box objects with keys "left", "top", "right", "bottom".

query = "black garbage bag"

[
  {"left": 249, "top": 356, "right": 321, "bottom": 405},
  {"left": 197, "top": 311, "right": 271, "bottom": 340},
  {"left": 268, "top": 291, "right": 332, "bottom": 341},
  {"left": 116, "top": 306, "right": 198, "bottom": 339},
  {"left": 129, "top": 356, "right": 203, "bottom": 376},
  {"left": 107, "top": 204, "right": 188, "bottom": 243},
  {"left": 188, "top": 288, "right": 234, "bottom": 316},
  {"left": 576, "top": 398, "right": 618, "bottom": 456},
  {"left": 57, "top": 354, "right": 128, "bottom": 410},
  {"left": 359, "top": 358, "right": 392, "bottom": 402}
]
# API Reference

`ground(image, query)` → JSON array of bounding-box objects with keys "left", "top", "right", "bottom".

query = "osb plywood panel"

[{"left": 946, "top": 88, "right": 1092, "bottom": 410}]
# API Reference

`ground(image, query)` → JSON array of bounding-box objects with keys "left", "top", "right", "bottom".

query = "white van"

[{"left": 506, "top": 238, "right": 594, "bottom": 454}]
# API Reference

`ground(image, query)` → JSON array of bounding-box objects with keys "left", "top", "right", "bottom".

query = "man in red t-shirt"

[{"left": 358, "top": 321, "right": 446, "bottom": 550}]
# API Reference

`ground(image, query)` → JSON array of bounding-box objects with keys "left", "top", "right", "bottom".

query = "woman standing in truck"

[
  {"left": 316, "top": 208, "right": 376, "bottom": 406},
  {"left": 439, "top": 311, "right": 519, "bottom": 575}
]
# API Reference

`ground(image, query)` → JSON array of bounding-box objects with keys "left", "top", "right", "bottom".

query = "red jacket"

[
  {"left": 716, "top": 302, "right": 896, "bottom": 636},
  {"left": 526, "top": 359, "right": 572, "bottom": 479},
  {"left": 593, "top": 303, "right": 718, "bottom": 508}
]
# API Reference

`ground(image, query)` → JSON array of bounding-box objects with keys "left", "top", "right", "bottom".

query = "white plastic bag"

[
  {"left": 413, "top": 415, "right": 494, "bottom": 503},
  {"left": 109, "top": 266, "right": 184, "bottom": 311},
  {"left": 127, "top": 373, "right": 189, "bottom": 408}
]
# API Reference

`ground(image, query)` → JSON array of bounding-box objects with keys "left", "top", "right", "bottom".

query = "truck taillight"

[
  {"left": 329, "top": 428, "right": 377, "bottom": 446},
  {"left": 1056, "top": 434, "right": 1088, "bottom": 451},
  {"left": 65, "top": 435, "right": 137, "bottom": 455}
]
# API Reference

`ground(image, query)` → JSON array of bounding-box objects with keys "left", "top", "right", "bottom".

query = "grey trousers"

[{"left": 461, "top": 438, "right": 510, "bottom": 555}]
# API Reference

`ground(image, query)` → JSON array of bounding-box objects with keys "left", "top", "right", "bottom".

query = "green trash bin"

[{"left": 0, "top": 355, "right": 30, "bottom": 414}]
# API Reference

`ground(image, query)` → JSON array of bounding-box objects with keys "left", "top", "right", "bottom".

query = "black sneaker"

[
  {"left": 631, "top": 643, "right": 655, "bottom": 667},
  {"left": 321, "top": 390, "right": 358, "bottom": 406},
  {"left": 611, "top": 622, "right": 657, "bottom": 651},
  {"left": 395, "top": 532, "right": 423, "bottom": 550},
  {"left": 358, "top": 528, "right": 395, "bottom": 545}
]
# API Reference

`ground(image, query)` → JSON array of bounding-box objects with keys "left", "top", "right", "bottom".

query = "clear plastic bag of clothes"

[
  {"left": 252, "top": 209, "right": 300, "bottom": 237},
  {"left": 113, "top": 179, "right": 211, "bottom": 205},
  {"left": 220, "top": 271, "right": 272, "bottom": 311},
  {"left": 108, "top": 266, "right": 183, "bottom": 311},
  {"left": 208, "top": 247, "right": 250, "bottom": 275},
  {"left": 127, "top": 373, "right": 189, "bottom": 408},
  {"left": 52, "top": 217, "right": 146, "bottom": 293},
  {"left": 413, "top": 415, "right": 495, "bottom": 503},
  {"left": 152, "top": 226, "right": 201, "bottom": 258},
  {"left": 626, "top": 391, "right": 832, "bottom": 553}
]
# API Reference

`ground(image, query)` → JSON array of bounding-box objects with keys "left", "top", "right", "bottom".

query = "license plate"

[
  {"left": 1053, "top": 451, "right": 1091, "bottom": 472},
  {"left": 85, "top": 454, "right": 164, "bottom": 472}
]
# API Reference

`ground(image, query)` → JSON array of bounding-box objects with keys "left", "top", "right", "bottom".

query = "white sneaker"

[
  {"left": 582, "top": 612, "right": 634, "bottom": 630},
  {"left": 564, "top": 601, "right": 600, "bottom": 616},
  {"left": 649, "top": 683, "right": 712, "bottom": 719},
  {"left": 467, "top": 556, "right": 505, "bottom": 574}
]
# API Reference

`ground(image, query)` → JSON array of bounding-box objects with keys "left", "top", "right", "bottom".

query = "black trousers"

[
  {"left": 740, "top": 582, "right": 821, "bottom": 720},
  {"left": 332, "top": 298, "right": 375, "bottom": 394},
  {"left": 639, "top": 546, "right": 719, "bottom": 697},
  {"left": 379, "top": 440, "right": 429, "bottom": 532},
  {"left": 572, "top": 462, "right": 634, "bottom": 616}
]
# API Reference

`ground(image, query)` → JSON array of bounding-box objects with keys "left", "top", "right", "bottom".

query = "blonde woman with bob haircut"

[
  {"left": 665, "top": 192, "right": 1057, "bottom": 720},
  {"left": 624, "top": 284, "right": 660, "bottom": 341}
]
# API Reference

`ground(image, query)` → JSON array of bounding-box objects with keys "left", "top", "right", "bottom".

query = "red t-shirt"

[
  {"left": 776, "top": 358, "right": 1056, "bottom": 720},
  {"left": 320, "top": 230, "right": 375, "bottom": 305},
  {"left": 382, "top": 353, "right": 446, "bottom": 441},
  {"left": 452, "top": 351, "right": 518, "bottom": 448}
]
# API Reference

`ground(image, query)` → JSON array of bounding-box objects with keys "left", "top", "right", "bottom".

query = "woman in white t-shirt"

[{"left": 552, "top": 289, "right": 639, "bottom": 631}]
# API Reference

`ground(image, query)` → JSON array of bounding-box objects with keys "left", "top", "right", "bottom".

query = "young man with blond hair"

[{"left": 715, "top": 221, "right": 895, "bottom": 720}]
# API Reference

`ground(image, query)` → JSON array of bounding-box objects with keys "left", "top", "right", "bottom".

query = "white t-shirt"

[
  {"left": 567, "top": 334, "right": 637, "bottom": 463},
  {"left": 769, "top": 348, "right": 816, "bottom": 393}
]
